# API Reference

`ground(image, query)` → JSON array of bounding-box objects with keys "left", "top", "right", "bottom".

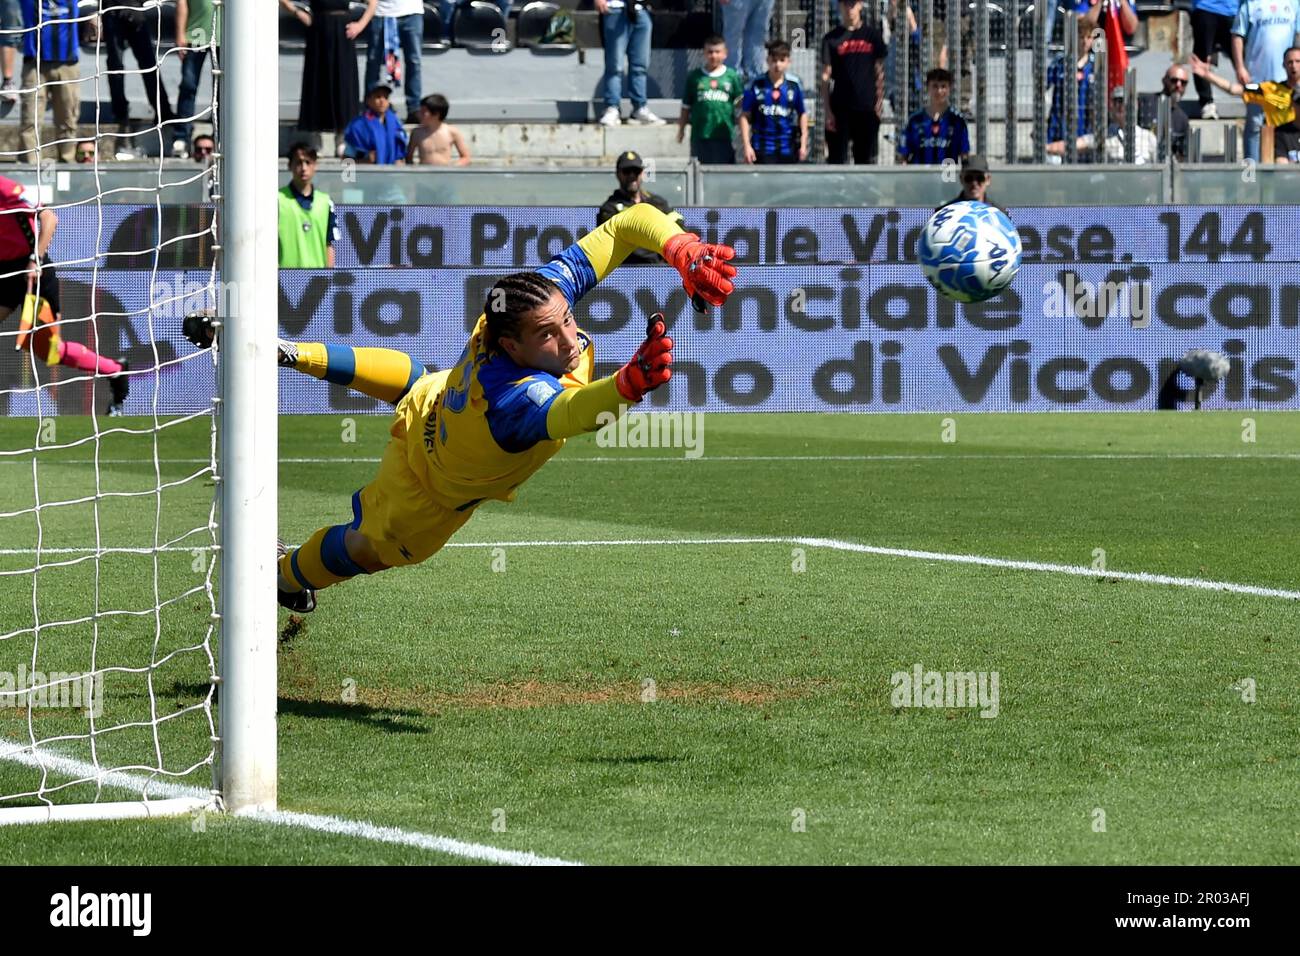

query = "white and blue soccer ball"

[{"left": 918, "top": 201, "right": 1023, "bottom": 303}]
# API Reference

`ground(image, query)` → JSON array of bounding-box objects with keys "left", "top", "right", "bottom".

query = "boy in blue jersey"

[
  {"left": 898, "top": 68, "right": 969, "bottom": 165},
  {"left": 344, "top": 85, "right": 409, "bottom": 165},
  {"left": 739, "top": 41, "right": 809, "bottom": 164},
  {"left": 18, "top": 0, "right": 80, "bottom": 163},
  {"left": 186, "top": 205, "right": 738, "bottom": 612},
  {"left": 1046, "top": 16, "right": 1098, "bottom": 160}
]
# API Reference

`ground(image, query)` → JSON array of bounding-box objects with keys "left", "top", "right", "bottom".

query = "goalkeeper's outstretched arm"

[
  {"left": 540, "top": 204, "right": 737, "bottom": 311},
  {"left": 573, "top": 203, "right": 688, "bottom": 281},
  {"left": 544, "top": 317, "right": 673, "bottom": 439}
]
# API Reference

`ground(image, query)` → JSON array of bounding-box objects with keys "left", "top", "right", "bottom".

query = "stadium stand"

[{"left": 0, "top": 1, "right": 1259, "bottom": 166}]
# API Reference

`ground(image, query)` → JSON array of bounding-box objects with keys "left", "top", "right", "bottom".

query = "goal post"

[
  {"left": 0, "top": 0, "right": 279, "bottom": 823},
  {"left": 217, "top": 0, "right": 280, "bottom": 816}
]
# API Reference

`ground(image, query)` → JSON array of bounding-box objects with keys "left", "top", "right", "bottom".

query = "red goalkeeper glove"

[
  {"left": 615, "top": 314, "right": 673, "bottom": 403},
  {"left": 662, "top": 233, "right": 737, "bottom": 309}
]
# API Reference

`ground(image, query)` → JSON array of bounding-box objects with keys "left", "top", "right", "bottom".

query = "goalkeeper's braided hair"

[{"left": 483, "top": 271, "right": 560, "bottom": 352}]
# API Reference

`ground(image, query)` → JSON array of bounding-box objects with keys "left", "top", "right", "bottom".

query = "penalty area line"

[
  {"left": 440, "top": 536, "right": 1300, "bottom": 602},
  {"left": 0, "top": 739, "right": 580, "bottom": 865},
  {"left": 2, "top": 537, "right": 1296, "bottom": 601}
]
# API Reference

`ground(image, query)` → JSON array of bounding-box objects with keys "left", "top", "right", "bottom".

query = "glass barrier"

[
  {"left": 698, "top": 165, "right": 1169, "bottom": 207},
  {"left": 1173, "top": 165, "right": 1300, "bottom": 205},
  {"left": 27, "top": 167, "right": 212, "bottom": 204},
  {"left": 312, "top": 167, "right": 694, "bottom": 207}
]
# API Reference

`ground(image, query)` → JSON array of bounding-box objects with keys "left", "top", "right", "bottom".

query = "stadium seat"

[
  {"left": 516, "top": 2, "right": 575, "bottom": 52},
  {"left": 423, "top": 3, "right": 451, "bottom": 49},
  {"left": 454, "top": 0, "right": 510, "bottom": 51}
]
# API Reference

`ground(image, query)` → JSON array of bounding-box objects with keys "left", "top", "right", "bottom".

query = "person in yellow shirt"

[
  {"left": 1190, "top": 48, "right": 1300, "bottom": 160},
  {"left": 187, "top": 204, "right": 736, "bottom": 612}
]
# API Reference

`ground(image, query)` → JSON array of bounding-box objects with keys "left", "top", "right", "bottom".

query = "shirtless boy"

[{"left": 406, "top": 94, "right": 472, "bottom": 166}]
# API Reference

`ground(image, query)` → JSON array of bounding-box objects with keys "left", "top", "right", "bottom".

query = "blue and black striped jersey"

[
  {"left": 20, "top": 0, "right": 80, "bottom": 63},
  {"left": 898, "top": 107, "right": 970, "bottom": 165},
  {"left": 741, "top": 74, "right": 806, "bottom": 158}
]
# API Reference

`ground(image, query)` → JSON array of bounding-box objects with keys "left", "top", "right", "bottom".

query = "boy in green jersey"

[{"left": 677, "top": 34, "right": 744, "bottom": 164}]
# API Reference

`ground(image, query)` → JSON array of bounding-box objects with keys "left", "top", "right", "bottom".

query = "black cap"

[
  {"left": 962, "top": 154, "right": 989, "bottom": 174},
  {"left": 367, "top": 84, "right": 392, "bottom": 98},
  {"left": 616, "top": 150, "right": 645, "bottom": 172}
]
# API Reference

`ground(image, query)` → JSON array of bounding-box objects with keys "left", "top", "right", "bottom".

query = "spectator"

[
  {"left": 1048, "top": 0, "right": 1136, "bottom": 43},
  {"left": 1193, "top": 46, "right": 1300, "bottom": 162},
  {"left": 344, "top": 84, "right": 409, "bottom": 164},
  {"left": 937, "top": 154, "right": 1005, "bottom": 211},
  {"left": 1046, "top": 17, "right": 1097, "bottom": 161},
  {"left": 897, "top": 67, "right": 969, "bottom": 165},
  {"left": 192, "top": 133, "right": 215, "bottom": 164},
  {"left": 1192, "top": 0, "right": 1238, "bottom": 119},
  {"left": 1230, "top": 0, "right": 1300, "bottom": 161},
  {"left": 820, "top": 0, "right": 888, "bottom": 165},
  {"left": 363, "top": 1, "right": 422, "bottom": 121},
  {"left": 597, "top": 1, "right": 665, "bottom": 127},
  {"left": 1149, "top": 63, "right": 1191, "bottom": 161},
  {"left": 407, "top": 93, "right": 472, "bottom": 165},
  {"left": 596, "top": 150, "right": 682, "bottom": 264},
  {"left": 74, "top": 138, "right": 95, "bottom": 164},
  {"left": 174, "top": 0, "right": 220, "bottom": 159},
  {"left": 281, "top": 0, "right": 377, "bottom": 146},
  {"left": 0, "top": 0, "right": 20, "bottom": 117},
  {"left": 1086, "top": 88, "right": 1159, "bottom": 163},
  {"left": 18, "top": 0, "right": 80, "bottom": 163},
  {"left": 101, "top": 0, "right": 174, "bottom": 134},
  {"left": 885, "top": 0, "right": 922, "bottom": 118},
  {"left": 739, "top": 40, "right": 808, "bottom": 164},
  {"left": 719, "top": 0, "right": 775, "bottom": 83},
  {"left": 1274, "top": 47, "right": 1300, "bottom": 162},
  {"left": 677, "top": 34, "right": 744, "bottom": 163},
  {"left": 279, "top": 143, "right": 338, "bottom": 269},
  {"left": 932, "top": 0, "right": 973, "bottom": 115}
]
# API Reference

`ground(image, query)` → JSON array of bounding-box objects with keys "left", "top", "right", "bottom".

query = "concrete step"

[{"left": 463, "top": 118, "right": 687, "bottom": 163}]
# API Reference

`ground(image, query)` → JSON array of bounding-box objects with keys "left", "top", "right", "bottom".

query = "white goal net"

[{"left": 0, "top": 0, "right": 273, "bottom": 824}]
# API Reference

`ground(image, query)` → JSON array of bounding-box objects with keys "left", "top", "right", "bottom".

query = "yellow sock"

[
  {"left": 288, "top": 343, "right": 424, "bottom": 405},
  {"left": 281, "top": 525, "right": 365, "bottom": 592}
]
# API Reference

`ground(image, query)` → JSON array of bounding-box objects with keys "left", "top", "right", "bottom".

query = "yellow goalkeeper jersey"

[{"left": 392, "top": 203, "right": 685, "bottom": 510}]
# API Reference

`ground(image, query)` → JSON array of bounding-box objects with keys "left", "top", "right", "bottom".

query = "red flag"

[{"left": 1104, "top": 0, "right": 1130, "bottom": 92}]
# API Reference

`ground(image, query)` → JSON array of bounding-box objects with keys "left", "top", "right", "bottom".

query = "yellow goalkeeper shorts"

[{"left": 354, "top": 431, "right": 479, "bottom": 568}]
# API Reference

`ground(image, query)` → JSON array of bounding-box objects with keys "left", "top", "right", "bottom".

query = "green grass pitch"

[{"left": 0, "top": 411, "right": 1296, "bottom": 865}]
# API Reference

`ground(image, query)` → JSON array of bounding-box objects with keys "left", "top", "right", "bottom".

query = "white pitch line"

[
  {"left": 0, "top": 534, "right": 1296, "bottom": 601},
  {"left": 788, "top": 536, "right": 1300, "bottom": 602},
  {"left": 247, "top": 810, "right": 580, "bottom": 866},
  {"left": 455, "top": 537, "right": 1300, "bottom": 601},
  {"left": 0, "top": 739, "right": 580, "bottom": 866},
  {"left": 0, "top": 452, "right": 1298, "bottom": 465}
]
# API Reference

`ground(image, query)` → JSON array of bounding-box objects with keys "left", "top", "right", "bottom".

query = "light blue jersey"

[{"left": 1232, "top": 0, "right": 1300, "bottom": 82}]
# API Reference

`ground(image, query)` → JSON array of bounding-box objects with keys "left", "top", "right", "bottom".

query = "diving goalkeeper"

[{"left": 189, "top": 204, "right": 736, "bottom": 612}]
